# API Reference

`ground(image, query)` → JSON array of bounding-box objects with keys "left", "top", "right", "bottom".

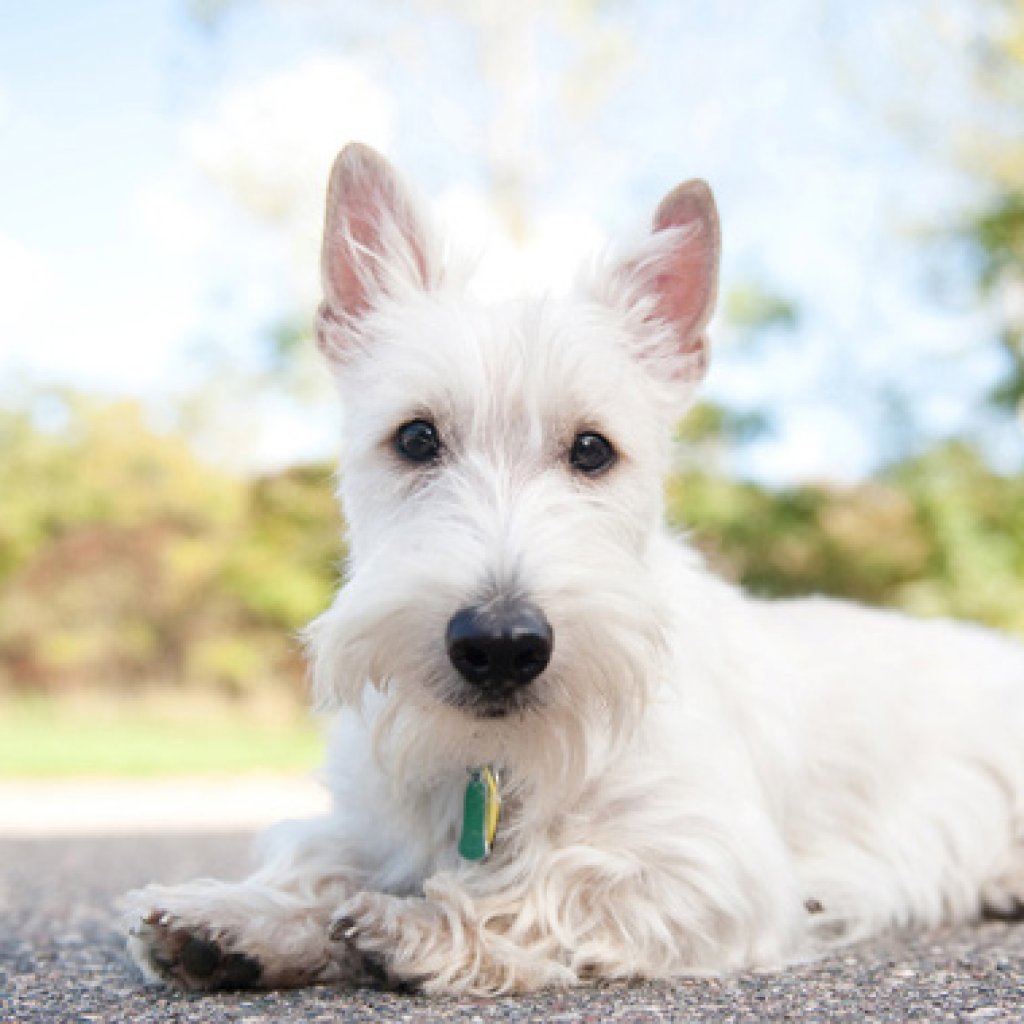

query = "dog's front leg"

[
  {"left": 330, "top": 884, "right": 577, "bottom": 995},
  {"left": 120, "top": 821, "right": 377, "bottom": 991},
  {"left": 332, "top": 807, "right": 803, "bottom": 995}
]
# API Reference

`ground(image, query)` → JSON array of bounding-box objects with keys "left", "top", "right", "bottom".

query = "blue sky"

[
  {"left": 0, "top": 0, "right": 1008, "bottom": 480},
  {"left": 1, "top": 1, "right": 199, "bottom": 386}
]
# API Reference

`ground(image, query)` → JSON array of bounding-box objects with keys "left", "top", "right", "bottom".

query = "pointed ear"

[
  {"left": 625, "top": 179, "right": 721, "bottom": 383},
  {"left": 317, "top": 143, "right": 439, "bottom": 360}
]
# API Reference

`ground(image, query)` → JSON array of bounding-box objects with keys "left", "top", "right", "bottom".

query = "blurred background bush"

[{"left": 0, "top": 0, "right": 1021, "bottom": 774}]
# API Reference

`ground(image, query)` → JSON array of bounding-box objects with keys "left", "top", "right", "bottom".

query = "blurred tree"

[
  {"left": 668, "top": 440, "right": 1024, "bottom": 634},
  {"left": 0, "top": 391, "right": 240, "bottom": 581},
  {"left": 187, "top": 0, "right": 632, "bottom": 240},
  {"left": 967, "top": 192, "right": 1024, "bottom": 418},
  {"left": 723, "top": 285, "right": 800, "bottom": 337},
  {"left": 0, "top": 392, "right": 342, "bottom": 694},
  {"left": 957, "top": 0, "right": 1024, "bottom": 421}
]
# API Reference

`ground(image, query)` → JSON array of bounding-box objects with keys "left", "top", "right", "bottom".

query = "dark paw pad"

[
  {"left": 982, "top": 895, "right": 1024, "bottom": 922},
  {"left": 142, "top": 913, "right": 262, "bottom": 991},
  {"left": 179, "top": 934, "right": 262, "bottom": 988},
  {"left": 358, "top": 950, "right": 391, "bottom": 988}
]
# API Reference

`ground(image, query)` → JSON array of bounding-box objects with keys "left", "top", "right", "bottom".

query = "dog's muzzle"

[{"left": 446, "top": 601, "right": 553, "bottom": 697}]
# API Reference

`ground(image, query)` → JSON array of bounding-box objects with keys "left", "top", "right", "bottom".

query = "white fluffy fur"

[{"left": 122, "top": 144, "right": 1024, "bottom": 996}]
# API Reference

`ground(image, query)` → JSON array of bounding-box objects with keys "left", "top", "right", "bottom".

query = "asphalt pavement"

[{"left": 3, "top": 831, "right": 1024, "bottom": 1023}]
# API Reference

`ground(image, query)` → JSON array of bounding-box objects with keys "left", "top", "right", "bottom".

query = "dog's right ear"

[{"left": 317, "top": 143, "right": 439, "bottom": 361}]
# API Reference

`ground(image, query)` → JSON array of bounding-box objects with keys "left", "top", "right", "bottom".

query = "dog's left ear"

[{"left": 618, "top": 180, "right": 721, "bottom": 384}]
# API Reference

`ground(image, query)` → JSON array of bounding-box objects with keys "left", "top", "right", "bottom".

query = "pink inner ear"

[
  {"left": 650, "top": 184, "right": 719, "bottom": 342},
  {"left": 651, "top": 256, "right": 712, "bottom": 341},
  {"left": 328, "top": 200, "right": 378, "bottom": 320},
  {"left": 650, "top": 255, "right": 711, "bottom": 381}
]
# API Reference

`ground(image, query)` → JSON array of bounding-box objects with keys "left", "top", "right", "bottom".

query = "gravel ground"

[{"left": 3, "top": 832, "right": 1024, "bottom": 1023}]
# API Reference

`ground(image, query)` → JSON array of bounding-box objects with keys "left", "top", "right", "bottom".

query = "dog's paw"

[
  {"left": 981, "top": 873, "right": 1024, "bottom": 921},
  {"left": 121, "top": 880, "right": 372, "bottom": 990},
  {"left": 128, "top": 909, "right": 263, "bottom": 991},
  {"left": 328, "top": 892, "right": 423, "bottom": 990},
  {"left": 329, "top": 891, "right": 402, "bottom": 951}
]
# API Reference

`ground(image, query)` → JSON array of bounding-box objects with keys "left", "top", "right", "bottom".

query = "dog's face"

[{"left": 307, "top": 145, "right": 719, "bottom": 778}]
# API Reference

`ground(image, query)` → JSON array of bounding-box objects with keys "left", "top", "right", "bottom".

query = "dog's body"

[{"left": 123, "top": 145, "right": 1024, "bottom": 995}]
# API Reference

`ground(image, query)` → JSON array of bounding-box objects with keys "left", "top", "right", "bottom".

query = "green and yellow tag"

[{"left": 458, "top": 766, "right": 500, "bottom": 861}]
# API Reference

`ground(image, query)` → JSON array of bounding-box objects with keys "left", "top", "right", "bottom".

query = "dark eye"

[
  {"left": 395, "top": 419, "right": 441, "bottom": 464},
  {"left": 570, "top": 431, "right": 616, "bottom": 475}
]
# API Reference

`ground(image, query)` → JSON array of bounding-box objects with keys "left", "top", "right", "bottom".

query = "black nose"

[{"left": 446, "top": 602, "right": 553, "bottom": 689}]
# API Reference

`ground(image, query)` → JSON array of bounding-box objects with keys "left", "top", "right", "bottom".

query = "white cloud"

[
  {"left": 0, "top": 229, "right": 197, "bottom": 395},
  {"left": 0, "top": 235, "right": 53, "bottom": 356},
  {"left": 133, "top": 173, "right": 219, "bottom": 258},
  {"left": 181, "top": 55, "right": 394, "bottom": 310},
  {"left": 739, "top": 406, "right": 875, "bottom": 486},
  {"left": 177, "top": 55, "right": 606, "bottom": 309},
  {"left": 185, "top": 56, "right": 393, "bottom": 225}
]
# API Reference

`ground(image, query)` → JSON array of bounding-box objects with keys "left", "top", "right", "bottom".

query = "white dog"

[{"left": 122, "top": 144, "right": 1024, "bottom": 996}]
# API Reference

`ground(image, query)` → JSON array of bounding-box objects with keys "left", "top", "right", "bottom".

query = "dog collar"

[{"left": 458, "top": 766, "right": 500, "bottom": 861}]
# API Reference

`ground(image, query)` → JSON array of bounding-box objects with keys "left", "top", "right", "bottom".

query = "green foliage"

[
  {"left": 965, "top": 189, "right": 1024, "bottom": 413},
  {"left": 957, "top": 2, "right": 1024, "bottom": 418},
  {"left": 0, "top": 392, "right": 342, "bottom": 695},
  {"left": 0, "top": 393, "right": 239, "bottom": 579},
  {"left": 973, "top": 191, "right": 1024, "bottom": 289},
  {"left": 675, "top": 402, "right": 771, "bottom": 445},
  {"left": 723, "top": 285, "right": 800, "bottom": 333},
  {"left": 669, "top": 441, "right": 1024, "bottom": 635},
  {"left": 221, "top": 464, "right": 341, "bottom": 628},
  {"left": 1, "top": 392, "right": 1021, "bottom": 700}
]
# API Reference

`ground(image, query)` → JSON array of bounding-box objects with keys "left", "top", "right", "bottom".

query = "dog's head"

[{"left": 307, "top": 144, "right": 720, "bottom": 785}]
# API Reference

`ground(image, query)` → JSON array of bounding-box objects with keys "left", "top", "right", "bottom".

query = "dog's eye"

[
  {"left": 570, "top": 431, "right": 616, "bottom": 475},
  {"left": 394, "top": 419, "right": 441, "bottom": 464}
]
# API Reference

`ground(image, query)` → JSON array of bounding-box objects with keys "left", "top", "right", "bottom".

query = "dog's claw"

[
  {"left": 328, "top": 914, "right": 356, "bottom": 942},
  {"left": 326, "top": 907, "right": 403, "bottom": 990}
]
